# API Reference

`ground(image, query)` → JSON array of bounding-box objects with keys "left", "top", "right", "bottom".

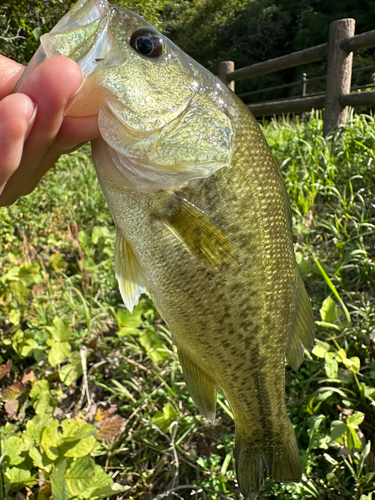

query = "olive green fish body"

[
  {"left": 93, "top": 97, "right": 313, "bottom": 496},
  {"left": 23, "top": 1, "right": 315, "bottom": 497}
]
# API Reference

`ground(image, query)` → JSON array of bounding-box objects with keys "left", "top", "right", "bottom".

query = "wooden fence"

[{"left": 218, "top": 19, "right": 375, "bottom": 135}]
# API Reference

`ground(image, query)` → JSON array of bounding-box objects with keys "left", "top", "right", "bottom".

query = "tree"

[{"left": 0, "top": 0, "right": 165, "bottom": 65}]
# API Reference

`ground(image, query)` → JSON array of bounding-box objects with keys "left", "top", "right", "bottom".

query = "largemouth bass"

[{"left": 20, "top": 1, "right": 315, "bottom": 497}]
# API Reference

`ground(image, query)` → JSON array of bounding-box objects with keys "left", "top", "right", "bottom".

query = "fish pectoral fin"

[
  {"left": 286, "top": 276, "right": 315, "bottom": 370},
  {"left": 157, "top": 193, "right": 237, "bottom": 270},
  {"left": 115, "top": 231, "right": 146, "bottom": 313},
  {"left": 178, "top": 347, "right": 217, "bottom": 424}
]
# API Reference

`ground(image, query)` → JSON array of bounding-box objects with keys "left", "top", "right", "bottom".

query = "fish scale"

[{"left": 22, "top": 1, "right": 315, "bottom": 497}]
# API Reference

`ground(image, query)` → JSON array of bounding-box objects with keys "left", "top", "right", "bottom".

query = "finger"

[
  {"left": 0, "top": 55, "right": 24, "bottom": 100},
  {"left": 0, "top": 93, "right": 36, "bottom": 190},
  {"left": 20, "top": 113, "right": 100, "bottom": 196},
  {"left": 0, "top": 57, "right": 83, "bottom": 206}
]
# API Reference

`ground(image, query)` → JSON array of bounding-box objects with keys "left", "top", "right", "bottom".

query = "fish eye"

[{"left": 130, "top": 29, "right": 164, "bottom": 58}]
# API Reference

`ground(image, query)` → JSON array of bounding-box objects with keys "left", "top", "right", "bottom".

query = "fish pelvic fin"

[
  {"left": 157, "top": 193, "right": 237, "bottom": 271},
  {"left": 286, "top": 275, "right": 315, "bottom": 370},
  {"left": 115, "top": 231, "right": 146, "bottom": 313},
  {"left": 178, "top": 347, "right": 217, "bottom": 423},
  {"left": 235, "top": 420, "right": 302, "bottom": 500}
]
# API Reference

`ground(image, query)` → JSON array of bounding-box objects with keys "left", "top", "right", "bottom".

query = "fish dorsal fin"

[
  {"left": 286, "top": 276, "right": 315, "bottom": 370},
  {"left": 115, "top": 231, "right": 146, "bottom": 312},
  {"left": 157, "top": 194, "right": 237, "bottom": 270},
  {"left": 178, "top": 347, "right": 217, "bottom": 423}
]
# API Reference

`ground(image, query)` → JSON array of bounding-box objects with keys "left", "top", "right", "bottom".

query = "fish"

[{"left": 20, "top": 1, "right": 315, "bottom": 498}]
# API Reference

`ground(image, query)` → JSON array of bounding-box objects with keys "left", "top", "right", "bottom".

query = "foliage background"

[
  {"left": 1, "top": 0, "right": 375, "bottom": 101},
  {"left": 0, "top": 1, "right": 375, "bottom": 499},
  {"left": 1, "top": 113, "right": 375, "bottom": 500}
]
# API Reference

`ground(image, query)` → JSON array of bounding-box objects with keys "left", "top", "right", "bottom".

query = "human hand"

[{"left": 0, "top": 55, "right": 100, "bottom": 206}]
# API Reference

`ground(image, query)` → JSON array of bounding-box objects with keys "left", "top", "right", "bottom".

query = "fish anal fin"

[
  {"left": 158, "top": 194, "right": 237, "bottom": 270},
  {"left": 178, "top": 348, "right": 217, "bottom": 423},
  {"left": 235, "top": 421, "right": 302, "bottom": 500},
  {"left": 115, "top": 231, "right": 146, "bottom": 312},
  {"left": 286, "top": 276, "right": 315, "bottom": 370}
]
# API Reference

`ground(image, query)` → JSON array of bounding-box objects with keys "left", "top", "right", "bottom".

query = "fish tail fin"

[
  {"left": 235, "top": 421, "right": 302, "bottom": 500},
  {"left": 272, "top": 420, "right": 302, "bottom": 483}
]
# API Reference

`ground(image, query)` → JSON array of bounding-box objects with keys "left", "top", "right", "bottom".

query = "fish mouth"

[{"left": 15, "top": 0, "right": 121, "bottom": 90}]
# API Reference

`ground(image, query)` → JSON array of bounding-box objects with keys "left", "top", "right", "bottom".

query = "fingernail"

[
  {"left": 66, "top": 78, "right": 85, "bottom": 113},
  {"left": 26, "top": 103, "right": 38, "bottom": 139}
]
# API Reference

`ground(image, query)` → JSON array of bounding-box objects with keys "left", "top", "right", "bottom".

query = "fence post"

[
  {"left": 323, "top": 18, "right": 355, "bottom": 136},
  {"left": 219, "top": 61, "right": 235, "bottom": 91}
]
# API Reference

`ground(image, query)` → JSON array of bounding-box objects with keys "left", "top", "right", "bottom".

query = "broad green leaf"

[
  {"left": 115, "top": 309, "right": 143, "bottom": 329},
  {"left": 48, "top": 340, "right": 71, "bottom": 367},
  {"left": 50, "top": 459, "right": 68, "bottom": 500},
  {"left": 348, "top": 426, "right": 363, "bottom": 449},
  {"left": 314, "top": 390, "right": 333, "bottom": 404},
  {"left": 61, "top": 420, "right": 97, "bottom": 442},
  {"left": 9, "top": 309, "right": 21, "bottom": 326},
  {"left": 151, "top": 411, "right": 166, "bottom": 431},
  {"left": 346, "top": 411, "right": 365, "bottom": 429},
  {"left": 32, "top": 27, "right": 42, "bottom": 41},
  {"left": 19, "top": 262, "right": 42, "bottom": 286},
  {"left": 65, "top": 456, "right": 96, "bottom": 493},
  {"left": 324, "top": 352, "right": 338, "bottom": 379},
  {"left": 90, "top": 482, "right": 130, "bottom": 499},
  {"left": 30, "top": 380, "right": 57, "bottom": 415},
  {"left": 63, "top": 435, "right": 99, "bottom": 458},
  {"left": 320, "top": 296, "right": 342, "bottom": 324},
  {"left": 13, "top": 332, "right": 34, "bottom": 357},
  {"left": 336, "top": 348, "right": 347, "bottom": 363},
  {"left": 49, "top": 253, "right": 67, "bottom": 271},
  {"left": 5, "top": 468, "right": 37, "bottom": 493},
  {"left": 59, "top": 351, "right": 83, "bottom": 386},
  {"left": 30, "top": 380, "right": 50, "bottom": 399},
  {"left": 139, "top": 329, "right": 169, "bottom": 364},
  {"left": 330, "top": 420, "right": 347, "bottom": 442},
  {"left": 46, "top": 317, "right": 72, "bottom": 341},
  {"left": 336, "top": 350, "right": 361, "bottom": 373},
  {"left": 59, "top": 361, "right": 83, "bottom": 386},
  {"left": 151, "top": 403, "right": 179, "bottom": 432},
  {"left": 358, "top": 441, "right": 372, "bottom": 477},
  {"left": 78, "top": 230, "right": 90, "bottom": 250},
  {"left": 33, "top": 393, "right": 57, "bottom": 416},
  {"left": 364, "top": 384, "right": 375, "bottom": 402},
  {"left": 117, "top": 327, "right": 141, "bottom": 337},
  {"left": 29, "top": 447, "right": 54, "bottom": 472},
  {"left": 163, "top": 402, "right": 178, "bottom": 421},
  {"left": 2, "top": 437, "right": 26, "bottom": 466},
  {"left": 309, "top": 414, "right": 325, "bottom": 431},
  {"left": 41, "top": 419, "right": 60, "bottom": 460},
  {"left": 20, "top": 338, "right": 39, "bottom": 358},
  {"left": 347, "top": 356, "right": 360, "bottom": 374},
  {"left": 92, "top": 225, "right": 111, "bottom": 244},
  {"left": 312, "top": 340, "right": 331, "bottom": 358},
  {"left": 25, "top": 415, "right": 54, "bottom": 445},
  {"left": 312, "top": 256, "right": 351, "bottom": 325},
  {"left": 10, "top": 279, "right": 29, "bottom": 305}
]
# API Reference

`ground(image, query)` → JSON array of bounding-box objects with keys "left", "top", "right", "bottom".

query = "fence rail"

[{"left": 219, "top": 19, "right": 375, "bottom": 135}]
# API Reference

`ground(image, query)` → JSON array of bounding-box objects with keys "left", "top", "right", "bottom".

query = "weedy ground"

[{"left": 0, "top": 112, "right": 374, "bottom": 500}]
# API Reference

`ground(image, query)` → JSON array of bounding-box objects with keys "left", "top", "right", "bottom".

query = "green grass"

[{"left": 0, "top": 113, "right": 374, "bottom": 500}]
